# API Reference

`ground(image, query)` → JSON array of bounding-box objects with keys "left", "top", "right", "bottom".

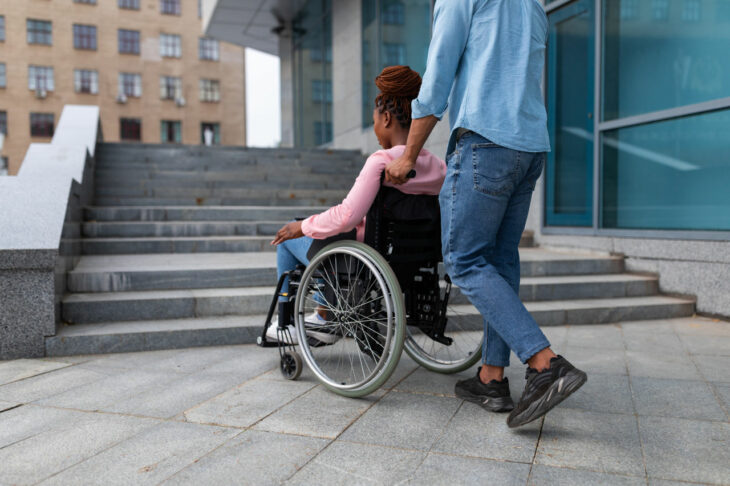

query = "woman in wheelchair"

[{"left": 268, "top": 65, "right": 446, "bottom": 346}]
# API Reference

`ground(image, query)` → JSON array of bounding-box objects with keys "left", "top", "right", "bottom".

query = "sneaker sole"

[
  {"left": 455, "top": 386, "right": 515, "bottom": 413},
  {"left": 507, "top": 370, "right": 587, "bottom": 428}
]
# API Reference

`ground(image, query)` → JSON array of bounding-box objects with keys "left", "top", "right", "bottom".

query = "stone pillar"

[{"left": 278, "top": 27, "right": 296, "bottom": 148}]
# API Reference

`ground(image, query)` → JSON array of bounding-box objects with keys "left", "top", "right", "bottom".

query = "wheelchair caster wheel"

[
  {"left": 280, "top": 351, "right": 302, "bottom": 380},
  {"left": 256, "top": 336, "right": 263, "bottom": 346}
]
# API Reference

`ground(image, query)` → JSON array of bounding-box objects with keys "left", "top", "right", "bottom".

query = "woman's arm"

[{"left": 271, "top": 154, "right": 386, "bottom": 245}]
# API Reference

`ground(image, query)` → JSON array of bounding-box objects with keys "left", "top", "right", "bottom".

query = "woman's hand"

[
  {"left": 385, "top": 155, "right": 416, "bottom": 185},
  {"left": 271, "top": 221, "right": 304, "bottom": 246}
]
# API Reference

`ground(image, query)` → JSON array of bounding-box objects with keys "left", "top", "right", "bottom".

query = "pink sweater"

[{"left": 301, "top": 145, "right": 446, "bottom": 242}]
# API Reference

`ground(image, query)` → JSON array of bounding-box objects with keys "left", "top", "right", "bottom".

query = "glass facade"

[
  {"left": 545, "top": 0, "right": 730, "bottom": 234},
  {"left": 361, "top": 0, "right": 431, "bottom": 128},
  {"left": 292, "top": 0, "right": 333, "bottom": 147}
]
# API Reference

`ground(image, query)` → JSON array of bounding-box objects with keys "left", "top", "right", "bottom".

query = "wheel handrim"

[{"left": 295, "top": 246, "right": 398, "bottom": 391}]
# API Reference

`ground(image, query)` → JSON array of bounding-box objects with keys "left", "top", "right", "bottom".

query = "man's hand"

[
  {"left": 385, "top": 156, "right": 416, "bottom": 185},
  {"left": 271, "top": 221, "right": 304, "bottom": 245}
]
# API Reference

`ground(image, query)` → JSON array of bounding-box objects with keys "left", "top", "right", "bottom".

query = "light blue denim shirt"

[{"left": 412, "top": 0, "right": 551, "bottom": 154}]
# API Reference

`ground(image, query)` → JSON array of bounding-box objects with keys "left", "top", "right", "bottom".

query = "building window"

[
  {"left": 118, "top": 0, "right": 140, "bottom": 9},
  {"left": 160, "top": 33, "right": 182, "bottom": 58},
  {"left": 545, "top": 0, "right": 730, "bottom": 234},
  {"left": 28, "top": 66, "right": 55, "bottom": 92},
  {"left": 198, "top": 0, "right": 203, "bottom": 18},
  {"left": 0, "top": 111, "right": 6, "bottom": 135},
  {"left": 0, "top": 63, "right": 5, "bottom": 88},
  {"left": 651, "top": 0, "right": 669, "bottom": 20},
  {"left": 0, "top": 157, "right": 7, "bottom": 176},
  {"left": 620, "top": 0, "right": 639, "bottom": 20},
  {"left": 120, "top": 118, "right": 141, "bottom": 141},
  {"left": 160, "top": 76, "right": 182, "bottom": 100},
  {"left": 73, "top": 24, "right": 97, "bottom": 50},
  {"left": 118, "top": 73, "right": 142, "bottom": 97},
  {"left": 160, "top": 0, "right": 181, "bottom": 15},
  {"left": 682, "top": 0, "right": 701, "bottom": 21},
  {"left": 313, "top": 121, "right": 333, "bottom": 145},
  {"left": 199, "top": 79, "right": 220, "bottom": 102},
  {"left": 74, "top": 0, "right": 97, "bottom": 4},
  {"left": 118, "top": 29, "right": 140, "bottom": 54},
  {"left": 382, "top": 43, "right": 405, "bottom": 66},
  {"left": 74, "top": 69, "right": 98, "bottom": 94},
  {"left": 27, "top": 19, "right": 52, "bottom": 45},
  {"left": 161, "top": 120, "right": 182, "bottom": 143},
  {"left": 361, "top": 0, "right": 430, "bottom": 128},
  {"left": 201, "top": 123, "right": 220, "bottom": 145},
  {"left": 30, "top": 113, "right": 54, "bottom": 137},
  {"left": 311, "top": 80, "right": 332, "bottom": 103},
  {"left": 382, "top": 1, "right": 405, "bottom": 25},
  {"left": 199, "top": 38, "right": 220, "bottom": 61},
  {"left": 0, "top": 16, "right": 5, "bottom": 42}
]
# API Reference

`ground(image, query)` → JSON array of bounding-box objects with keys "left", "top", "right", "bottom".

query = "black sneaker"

[
  {"left": 455, "top": 368, "right": 515, "bottom": 413},
  {"left": 507, "top": 355, "right": 587, "bottom": 428}
]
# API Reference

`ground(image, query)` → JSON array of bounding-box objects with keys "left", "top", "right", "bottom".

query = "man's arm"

[{"left": 386, "top": 0, "right": 474, "bottom": 184}]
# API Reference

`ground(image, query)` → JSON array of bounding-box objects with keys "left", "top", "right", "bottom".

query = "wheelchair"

[{"left": 257, "top": 178, "right": 483, "bottom": 397}]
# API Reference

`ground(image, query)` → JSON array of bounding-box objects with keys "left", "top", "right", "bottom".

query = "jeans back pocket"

[{"left": 471, "top": 143, "right": 519, "bottom": 197}]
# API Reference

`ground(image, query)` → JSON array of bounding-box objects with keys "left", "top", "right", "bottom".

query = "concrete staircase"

[{"left": 47, "top": 143, "right": 696, "bottom": 356}]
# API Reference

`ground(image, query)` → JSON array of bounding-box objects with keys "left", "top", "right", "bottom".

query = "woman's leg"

[{"left": 276, "top": 236, "right": 314, "bottom": 301}]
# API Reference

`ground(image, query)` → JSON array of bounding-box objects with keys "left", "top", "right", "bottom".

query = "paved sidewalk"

[{"left": 1, "top": 317, "right": 729, "bottom": 485}]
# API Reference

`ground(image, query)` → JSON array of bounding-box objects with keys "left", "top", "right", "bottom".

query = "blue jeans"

[
  {"left": 440, "top": 131, "right": 550, "bottom": 367},
  {"left": 277, "top": 235, "right": 314, "bottom": 301}
]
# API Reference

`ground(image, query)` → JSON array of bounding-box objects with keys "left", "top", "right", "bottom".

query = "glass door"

[{"left": 545, "top": 0, "right": 595, "bottom": 227}]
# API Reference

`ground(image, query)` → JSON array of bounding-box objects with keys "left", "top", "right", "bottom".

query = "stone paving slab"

[
  {"left": 536, "top": 408, "right": 645, "bottom": 476},
  {"left": 286, "top": 440, "right": 426, "bottom": 485},
  {"left": 38, "top": 421, "right": 239, "bottom": 486},
  {"left": 0, "top": 317, "right": 729, "bottom": 484},
  {"left": 0, "top": 359, "right": 71, "bottom": 385},
  {"left": 639, "top": 415, "right": 730, "bottom": 485},
  {"left": 528, "top": 465, "right": 646, "bottom": 486},
  {"left": 160, "top": 429, "right": 329, "bottom": 485}
]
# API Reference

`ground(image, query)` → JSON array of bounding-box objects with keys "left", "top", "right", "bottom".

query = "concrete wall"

[
  {"left": 0, "top": 105, "right": 98, "bottom": 359},
  {"left": 525, "top": 177, "right": 730, "bottom": 318}
]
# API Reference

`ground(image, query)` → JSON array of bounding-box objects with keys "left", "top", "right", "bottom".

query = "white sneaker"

[
  {"left": 304, "top": 311, "right": 341, "bottom": 345},
  {"left": 265, "top": 317, "right": 298, "bottom": 345}
]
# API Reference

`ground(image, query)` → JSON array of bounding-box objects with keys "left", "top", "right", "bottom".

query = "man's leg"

[{"left": 441, "top": 136, "right": 550, "bottom": 366}]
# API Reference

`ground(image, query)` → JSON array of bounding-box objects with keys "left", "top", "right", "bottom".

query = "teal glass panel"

[
  {"left": 545, "top": 0, "right": 594, "bottom": 227},
  {"left": 362, "top": 0, "right": 378, "bottom": 128},
  {"left": 602, "top": 109, "right": 730, "bottom": 231},
  {"left": 603, "top": 0, "right": 730, "bottom": 120},
  {"left": 362, "top": 0, "right": 431, "bottom": 128},
  {"left": 293, "top": 0, "right": 332, "bottom": 147}
]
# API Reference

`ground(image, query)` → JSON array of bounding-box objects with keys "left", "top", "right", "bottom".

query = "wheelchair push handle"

[{"left": 379, "top": 168, "right": 416, "bottom": 184}]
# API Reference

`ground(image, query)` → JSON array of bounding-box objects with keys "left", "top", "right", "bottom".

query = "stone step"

[
  {"left": 47, "top": 295, "right": 695, "bottom": 356},
  {"left": 66, "top": 249, "right": 624, "bottom": 293},
  {"left": 81, "top": 236, "right": 276, "bottom": 255},
  {"left": 94, "top": 173, "right": 357, "bottom": 190},
  {"left": 94, "top": 187, "right": 351, "bottom": 200},
  {"left": 62, "top": 274, "right": 659, "bottom": 324},
  {"left": 80, "top": 230, "right": 535, "bottom": 255},
  {"left": 84, "top": 205, "right": 327, "bottom": 222},
  {"left": 93, "top": 197, "right": 346, "bottom": 207},
  {"left": 82, "top": 221, "right": 286, "bottom": 238}
]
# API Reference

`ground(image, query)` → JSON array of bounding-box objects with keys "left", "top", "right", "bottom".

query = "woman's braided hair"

[{"left": 374, "top": 65, "right": 422, "bottom": 129}]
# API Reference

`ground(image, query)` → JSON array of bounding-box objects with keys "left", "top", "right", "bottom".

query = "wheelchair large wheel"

[
  {"left": 294, "top": 241, "right": 406, "bottom": 398},
  {"left": 404, "top": 290, "right": 483, "bottom": 374}
]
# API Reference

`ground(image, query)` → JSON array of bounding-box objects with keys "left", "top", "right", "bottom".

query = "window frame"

[
  {"left": 73, "top": 24, "right": 97, "bottom": 50},
  {"left": 541, "top": 0, "right": 730, "bottom": 240},
  {"left": 30, "top": 112, "right": 54, "bottom": 137},
  {"left": 118, "top": 29, "right": 140, "bottom": 54},
  {"left": 199, "top": 79, "right": 221, "bottom": 103},
  {"left": 120, "top": 117, "right": 142, "bottom": 141},
  {"left": 118, "top": 0, "right": 140, "bottom": 10},
  {"left": 160, "top": 0, "right": 181, "bottom": 15},
  {"left": 74, "top": 69, "right": 99, "bottom": 94},
  {"left": 118, "top": 72, "right": 142, "bottom": 97},
  {"left": 160, "top": 33, "right": 182, "bottom": 58},
  {"left": 199, "top": 37, "right": 220, "bottom": 61},
  {"left": 27, "top": 19, "right": 53, "bottom": 45}
]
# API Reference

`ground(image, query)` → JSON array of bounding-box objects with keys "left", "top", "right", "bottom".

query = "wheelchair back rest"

[{"left": 364, "top": 185, "right": 441, "bottom": 265}]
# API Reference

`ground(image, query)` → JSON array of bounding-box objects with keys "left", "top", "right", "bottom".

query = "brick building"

[{"left": 0, "top": 0, "right": 246, "bottom": 175}]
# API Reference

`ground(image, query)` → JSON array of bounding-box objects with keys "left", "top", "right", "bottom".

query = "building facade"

[
  {"left": 0, "top": 0, "right": 246, "bottom": 176},
  {"left": 204, "top": 0, "right": 730, "bottom": 316}
]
